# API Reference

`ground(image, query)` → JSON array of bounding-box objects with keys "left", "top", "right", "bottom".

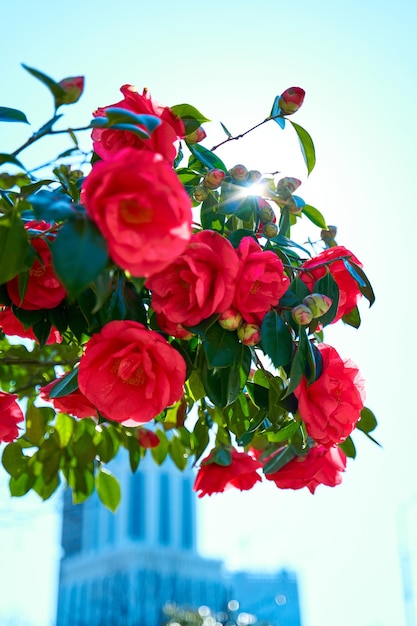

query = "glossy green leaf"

[
  {"left": 102, "top": 107, "right": 161, "bottom": 133},
  {"left": 0, "top": 211, "right": 30, "bottom": 284},
  {"left": 25, "top": 404, "right": 53, "bottom": 445},
  {"left": 342, "top": 305, "right": 361, "bottom": 329},
  {"left": 151, "top": 429, "right": 169, "bottom": 465},
  {"left": 201, "top": 357, "right": 241, "bottom": 408},
  {"left": 266, "top": 421, "right": 301, "bottom": 443},
  {"left": 169, "top": 437, "right": 188, "bottom": 470},
  {"left": 344, "top": 260, "right": 375, "bottom": 307},
  {"left": 220, "top": 121, "right": 232, "bottom": 137},
  {"left": 261, "top": 310, "right": 293, "bottom": 367},
  {"left": 29, "top": 189, "right": 78, "bottom": 222},
  {"left": 263, "top": 445, "right": 296, "bottom": 474},
  {"left": 203, "top": 324, "right": 242, "bottom": 368},
  {"left": 288, "top": 120, "right": 316, "bottom": 175},
  {"left": 55, "top": 412, "right": 75, "bottom": 447},
  {"left": 52, "top": 217, "right": 108, "bottom": 298},
  {"left": 0, "top": 107, "right": 29, "bottom": 124},
  {"left": 312, "top": 271, "right": 340, "bottom": 326},
  {"left": 2, "top": 442, "right": 27, "bottom": 477},
  {"left": 96, "top": 468, "right": 121, "bottom": 512},
  {"left": 285, "top": 327, "right": 308, "bottom": 397},
  {"left": 188, "top": 143, "right": 227, "bottom": 173},
  {"left": 9, "top": 472, "right": 34, "bottom": 496},
  {"left": 339, "top": 436, "right": 356, "bottom": 459},
  {"left": 49, "top": 368, "right": 79, "bottom": 398},
  {"left": 357, "top": 407, "right": 377, "bottom": 433},
  {"left": 171, "top": 103, "right": 210, "bottom": 128},
  {"left": 22, "top": 64, "right": 67, "bottom": 109},
  {"left": 302, "top": 204, "right": 327, "bottom": 229}
]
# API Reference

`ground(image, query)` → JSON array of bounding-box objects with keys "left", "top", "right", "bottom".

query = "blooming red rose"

[
  {"left": 78, "top": 320, "right": 186, "bottom": 424},
  {"left": 40, "top": 378, "right": 98, "bottom": 419},
  {"left": 233, "top": 237, "right": 290, "bottom": 325},
  {"left": 193, "top": 447, "right": 262, "bottom": 497},
  {"left": 92, "top": 84, "right": 184, "bottom": 164},
  {"left": 82, "top": 148, "right": 192, "bottom": 277},
  {"left": 146, "top": 230, "right": 239, "bottom": 327},
  {"left": 0, "top": 391, "right": 24, "bottom": 443},
  {"left": 295, "top": 343, "right": 366, "bottom": 447},
  {"left": 0, "top": 306, "right": 62, "bottom": 345},
  {"left": 278, "top": 87, "right": 305, "bottom": 115},
  {"left": 264, "top": 445, "right": 347, "bottom": 494},
  {"left": 7, "top": 221, "right": 66, "bottom": 310},
  {"left": 300, "top": 245, "right": 363, "bottom": 323}
]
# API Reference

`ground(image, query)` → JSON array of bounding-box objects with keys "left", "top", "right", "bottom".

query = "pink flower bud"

[
  {"left": 58, "top": 76, "right": 85, "bottom": 104},
  {"left": 259, "top": 203, "right": 276, "bottom": 224},
  {"left": 278, "top": 87, "right": 305, "bottom": 115},
  {"left": 302, "top": 294, "right": 332, "bottom": 318},
  {"left": 277, "top": 177, "right": 302, "bottom": 194},
  {"left": 193, "top": 185, "right": 208, "bottom": 202},
  {"left": 248, "top": 170, "right": 262, "bottom": 184},
  {"left": 185, "top": 126, "right": 207, "bottom": 144},
  {"left": 262, "top": 222, "right": 278, "bottom": 238},
  {"left": 138, "top": 428, "right": 160, "bottom": 449},
  {"left": 237, "top": 323, "right": 261, "bottom": 346},
  {"left": 291, "top": 304, "right": 313, "bottom": 326},
  {"left": 219, "top": 307, "right": 243, "bottom": 331},
  {"left": 229, "top": 164, "right": 249, "bottom": 182},
  {"left": 204, "top": 168, "right": 226, "bottom": 190}
]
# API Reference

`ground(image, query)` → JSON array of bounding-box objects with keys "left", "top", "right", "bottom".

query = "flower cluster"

[{"left": 0, "top": 66, "right": 377, "bottom": 509}]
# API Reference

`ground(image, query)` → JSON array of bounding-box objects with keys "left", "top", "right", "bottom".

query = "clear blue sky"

[{"left": 1, "top": 1, "right": 417, "bottom": 625}]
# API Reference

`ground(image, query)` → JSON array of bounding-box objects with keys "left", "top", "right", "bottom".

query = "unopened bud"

[
  {"left": 229, "top": 164, "right": 249, "bottom": 182},
  {"left": 58, "top": 76, "right": 85, "bottom": 105},
  {"left": 287, "top": 198, "right": 303, "bottom": 215},
  {"left": 259, "top": 202, "right": 276, "bottom": 224},
  {"left": 237, "top": 323, "right": 261, "bottom": 346},
  {"left": 247, "top": 170, "right": 262, "bottom": 184},
  {"left": 262, "top": 222, "right": 279, "bottom": 238},
  {"left": 138, "top": 428, "right": 160, "bottom": 449},
  {"left": 185, "top": 126, "right": 207, "bottom": 144},
  {"left": 218, "top": 307, "right": 243, "bottom": 331},
  {"left": 193, "top": 185, "right": 208, "bottom": 202},
  {"left": 291, "top": 304, "right": 313, "bottom": 326},
  {"left": 204, "top": 168, "right": 226, "bottom": 190},
  {"left": 278, "top": 87, "right": 305, "bottom": 115},
  {"left": 277, "top": 177, "right": 302, "bottom": 195},
  {"left": 321, "top": 225, "right": 337, "bottom": 243},
  {"left": 302, "top": 294, "right": 332, "bottom": 318}
]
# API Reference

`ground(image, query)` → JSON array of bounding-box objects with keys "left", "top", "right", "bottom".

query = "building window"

[
  {"left": 129, "top": 471, "right": 146, "bottom": 540},
  {"left": 159, "top": 473, "right": 171, "bottom": 545}
]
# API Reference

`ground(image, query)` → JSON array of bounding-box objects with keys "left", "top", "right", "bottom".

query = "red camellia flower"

[
  {"left": 78, "top": 320, "right": 186, "bottom": 424},
  {"left": 0, "top": 391, "right": 24, "bottom": 443},
  {"left": 264, "top": 445, "right": 347, "bottom": 494},
  {"left": 300, "top": 245, "right": 363, "bottom": 323},
  {"left": 0, "top": 306, "right": 62, "bottom": 345},
  {"left": 278, "top": 87, "right": 305, "bottom": 115},
  {"left": 233, "top": 236, "right": 290, "bottom": 325},
  {"left": 82, "top": 148, "right": 192, "bottom": 277},
  {"left": 39, "top": 378, "right": 98, "bottom": 419},
  {"left": 193, "top": 447, "right": 262, "bottom": 498},
  {"left": 147, "top": 230, "right": 239, "bottom": 327},
  {"left": 92, "top": 84, "right": 185, "bottom": 164},
  {"left": 7, "top": 221, "right": 66, "bottom": 310},
  {"left": 295, "top": 343, "right": 366, "bottom": 447}
]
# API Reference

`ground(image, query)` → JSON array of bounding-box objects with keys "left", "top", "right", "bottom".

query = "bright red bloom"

[
  {"left": 193, "top": 448, "right": 262, "bottom": 497},
  {"left": 265, "top": 445, "right": 347, "bottom": 494},
  {"left": 0, "top": 391, "right": 24, "bottom": 443},
  {"left": 7, "top": 221, "right": 66, "bottom": 310},
  {"left": 39, "top": 379, "right": 98, "bottom": 419},
  {"left": 0, "top": 306, "right": 62, "bottom": 345},
  {"left": 300, "top": 245, "right": 363, "bottom": 323},
  {"left": 82, "top": 148, "right": 192, "bottom": 277},
  {"left": 278, "top": 87, "right": 305, "bottom": 115},
  {"left": 295, "top": 343, "right": 366, "bottom": 447},
  {"left": 155, "top": 312, "right": 194, "bottom": 340},
  {"left": 92, "top": 84, "right": 184, "bottom": 164},
  {"left": 78, "top": 320, "right": 186, "bottom": 424},
  {"left": 147, "top": 230, "right": 239, "bottom": 327},
  {"left": 233, "top": 237, "right": 290, "bottom": 325}
]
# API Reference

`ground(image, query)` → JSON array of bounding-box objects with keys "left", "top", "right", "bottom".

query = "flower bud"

[
  {"left": 262, "top": 222, "right": 278, "bottom": 238},
  {"left": 291, "top": 304, "right": 313, "bottom": 326},
  {"left": 277, "top": 177, "right": 302, "bottom": 195},
  {"left": 321, "top": 225, "right": 337, "bottom": 243},
  {"left": 237, "top": 323, "right": 261, "bottom": 346},
  {"left": 193, "top": 185, "right": 208, "bottom": 202},
  {"left": 302, "top": 294, "right": 332, "bottom": 318},
  {"left": 138, "top": 428, "right": 160, "bottom": 449},
  {"left": 204, "top": 168, "right": 226, "bottom": 190},
  {"left": 229, "top": 164, "right": 249, "bottom": 182},
  {"left": 287, "top": 198, "right": 303, "bottom": 215},
  {"left": 247, "top": 170, "right": 262, "bottom": 184},
  {"left": 58, "top": 76, "right": 85, "bottom": 105},
  {"left": 219, "top": 307, "right": 243, "bottom": 331},
  {"left": 185, "top": 126, "right": 207, "bottom": 144},
  {"left": 278, "top": 87, "right": 305, "bottom": 115},
  {"left": 259, "top": 202, "right": 276, "bottom": 224}
]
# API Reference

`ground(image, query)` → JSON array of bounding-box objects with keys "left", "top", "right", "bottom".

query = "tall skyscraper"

[{"left": 56, "top": 452, "right": 302, "bottom": 625}]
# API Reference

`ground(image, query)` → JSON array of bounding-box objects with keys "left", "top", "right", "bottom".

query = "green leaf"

[
  {"left": 0, "top": 153, "right": 26, "bottom": 168},
  {"left": 171, "top": 103, "right": 210, "bottom": 135},
  {"left": 203, "top": 324, "right": 242, "bottom": 368},
  {"left": 102, "top": 107, "right": 161, "bottom": 133},
  {"left": 151, "top": 428, "right": 169, "bottom": 465},
  {"left": 344, "top": 260, "right": 375, "bottom": 307},
  {"left": 302, "top": 204, "right": 327, "bottom": 229},
  {"left": 356, "top": 407, "right": 377, "bottom": 433},
  {"left": 2, "top": 442, "right": 27, "bottom": 477},
  {"left": 263, "top": 446, "right": 296, "bottom": 474},
  {"left": 188, "top": 143, "right": 227, "bottom": 173},
  {"left": 261, "top": 310, "right": 293, "bottom": 367},
  {"left": 201, "top": 358, "right": 241, "bottom": 408},
  {"left": 29, "top": 189, "right": 78, "bottom": 222},
  {"left": 288, "top": 120, "right": 316, "bottom": 175},
  {"left": 285, "top": 327, "right": 308, "bottom": 397},
  {"left": 312, "top": 271, "right": 340, "bottom": 326},
  {"left": 266, "top": 421, "right": 301, "bottom": 443},
  {"left": 169, "top": 437, "right": 188, "bottom": 470},
  {"left": 96, "top": 468, "right": 121, "bottom": 512},
  {"left": 220, "top": 121, "right": 232, "bottom": 137},
  {"left": 55, "top": 412, "right": 75, "bottom": 447},
  {"left": 342, "top": 305, "right": 361, "bottom": 329},
  {"left": 0, "top": 211, "right": 30, "bottom": 284},
  {"left": 9, "top": 472, "right": 34, "bottom": 496},
  {"left": 22, "top": 64, "right": 66, "bottom": 107},
  {"left": 49, "top": 368, "right": 79, "bottom": 398},
  {"left": 339, "top": 436, "right": 356, "bottom": 459},
  {"left": 25, "top": 404, "right": 54, "bottom": 445},
  {"left": 0, "top": 107, "right": 29, "bottom": 124},
  {"left": 52, "top": 217, "right": 108, "bottom": 298}
]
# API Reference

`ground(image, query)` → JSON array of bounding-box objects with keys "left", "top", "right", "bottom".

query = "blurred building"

[{"left": 56, "top": 453, "right": 302, "bottom": 626}]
